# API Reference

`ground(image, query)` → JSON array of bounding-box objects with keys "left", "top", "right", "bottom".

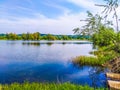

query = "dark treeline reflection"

[
  {"left": 22, "top": 42, "right": 41, "bottom": 46},
  {"left": 22, "top": 41, "right": 92, "bottom": 46},
  {"left": 22, "top": 42, "right": 54, "bottom": 46}
]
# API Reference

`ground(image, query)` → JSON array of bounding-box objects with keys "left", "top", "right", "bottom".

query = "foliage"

[
  {"left": 93, "top": 0, "right": 120, "bottom": 52},
  {"left": 73, "top": 56, "right": 99, "bottom": 66},
  {"left": 6, "top": 33, "right": 18, "bottom": 40},
  {"left": 73, "top": 11, "right": 103, "bottom": 36},
  {"left": 72, "top": 49, "right": 117, "bottom": 66},
  {"left": 42, "top": 34, "right": 57, "bottom": 40},
  {"left": 73, "top": 9, "right": 120, "bottom": 53},
  {"left": 96, "top": 0, "right": 119, "bottom": 31},
  {"left": 92, "top": 26, "right": 116, "bottom": 47},
  {"left": 61, "top": 35, "right": 70, "bottom": 40},
  {"left": 0, "top": 32, "right": 89, "bottom": 40},
  {"left": 21, "top": 32, "right": 40, "bottom": 40},
  {"left": 0, "top": 82, "right": 106, "bottom": 90}
]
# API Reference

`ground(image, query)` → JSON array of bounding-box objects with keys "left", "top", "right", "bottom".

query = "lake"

[{"left": 0, "top": 40, "right": 106, "bottom": 87}]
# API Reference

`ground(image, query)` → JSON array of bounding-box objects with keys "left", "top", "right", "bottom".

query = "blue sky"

[{"left": 0, "top": 0, "right": 119, "bottom": 34}]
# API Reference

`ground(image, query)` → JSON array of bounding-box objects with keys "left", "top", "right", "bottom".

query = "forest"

[{"left": 0, "top": 32, "right": 89, "bottom": 40}]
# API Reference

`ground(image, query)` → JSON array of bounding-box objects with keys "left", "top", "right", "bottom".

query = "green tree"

[
  {"left": 46, "top": 34, "right": 57, "bottom": 40},
  {"left": 33, "top": 32, "right": 40, "bottom": 40},
  {"left": 29, "top": 33, "right": 34, "bottom": 40},
  {"left": 92, "top": 0, "right": 120, "bottom": 53},
  {"left": 26, "top": 32, "right": 30, "bottom": 40},
  {"left": 21, "top": 33, "right": 27, "bottom": 40},
  {"left": 61, "top": 35, "right": 69, "bottom": 40},
  {"left": 92, "top": 26, "right": 116, "bottom": 46},
  {"left": 6, "top": 33, "right": 18, "bottom": 40},
  {"left": 73, "top": 11, "right": 103, "bottom": 36},
  {"left": 6, "top": 33, "right": 10, "bottom": 40},
  {"left": 0, "top": 34, "right": 6, "bottom": 40},
  {"left": 96, "top": 0, "right": 119, "bottom": 31}
]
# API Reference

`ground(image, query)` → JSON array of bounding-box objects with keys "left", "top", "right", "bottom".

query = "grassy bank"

[
  {"left": 0, "top": 82, "right": 106, "bottom": 90},
  {"left": 72, "top": 47, "right": 119, "bottom": 66}
]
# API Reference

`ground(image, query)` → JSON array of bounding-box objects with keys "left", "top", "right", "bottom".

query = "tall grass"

[
  {"left": 0, "top": 82, "right": 106, "bottom": 90},
  {"left": 73, "top": 56, "right": 100, "bottom": 66},
  {"left": 72, "top": 50, "right": 118, "bottom": 66}
]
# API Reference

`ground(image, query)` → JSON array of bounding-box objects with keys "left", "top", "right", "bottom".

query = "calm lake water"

[{"left": 0, "top": 40, "right": 106, "bottom": 87}]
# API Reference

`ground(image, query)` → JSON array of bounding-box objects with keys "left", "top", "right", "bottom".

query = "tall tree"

[
  {"left": 46, "top": 34, "right": 57, "bottom": 40},
  {"left": 22, "top": 33, "right": 27, "bottom": 40},
  {"left": 73, "top": 11, "right": 103, "bottom": 36},
  {"left": 96, "top": 0, "right": 119, "bottom": 32},
  {"left": 6, "top": 33, "right": 18, "bottom": 40},
  {"left": 33, "top": 32, "right": 40, "bottom": 40},
  {"left": 92, "top": 26, "right": 116, "bottom": 46}
]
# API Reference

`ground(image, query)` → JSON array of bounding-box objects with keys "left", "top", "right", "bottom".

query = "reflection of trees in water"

[
  {"left": 88, "top": 66, "right": 106, "bottom": 89},
  {"left": 72, "top": 63, "right": 107, "bottom": 88},
  {"left": 22, "top": 42, "right": 41, "bottom": 46},
  {"left": 62, "top": 42, "right": 66, "bottom": 45},
  {"left": 46, "top": 42, "right": 53, "bottom": 46},
  {"left": 22, "top": 42, "right": 54, "bottom": 46}
]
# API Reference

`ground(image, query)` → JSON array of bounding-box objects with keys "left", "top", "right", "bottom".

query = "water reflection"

[
  {"left": 0, "top": 40, "right": 106, "bottom": 87},
  {"left": 22, "top": 42, "right": 41, "bottom": 46},
  {"left": 0, "top": 62, "right": 107, "bottom": 87},
  {"left": 46, "top": 42, "right": 53, "bottom": 46},
  {"left": 0, "top": 63, "right": 66, "bottom": 84},
  {"left": 21, "top": 40, "right": 92, "bottom": 46},
  {"left": 88, "top": 67, "right": 106, "bottom": 88},
  {"left": 68, "top": 65, "right": 106, "bottom": 87}
]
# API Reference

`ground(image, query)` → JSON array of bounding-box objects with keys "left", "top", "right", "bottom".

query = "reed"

[
  {"left": 72, "top": 50, "right": 117, "bottom": 66},
  {"left": 73, "top": 56, "right": 100, "bottom": 66}
]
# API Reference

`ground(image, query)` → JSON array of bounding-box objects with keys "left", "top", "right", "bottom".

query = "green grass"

[
  {"left": 72, "top": 50, "right": 118, "bottom": 66},
  {"left": 73, "top": 56, "right": 100, "bottom": 66},
  {"left": 0, "top": 82, "right": 106, "bottom": 90}
]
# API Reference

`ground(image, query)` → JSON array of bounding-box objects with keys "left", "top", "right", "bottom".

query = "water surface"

[{"left": 0, "top": 40, "right": 106, "bottom": 87}]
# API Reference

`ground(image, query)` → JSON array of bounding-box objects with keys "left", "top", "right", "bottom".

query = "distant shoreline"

[{"left": 0, "top": 32, "right": 90, "bottom": 40}]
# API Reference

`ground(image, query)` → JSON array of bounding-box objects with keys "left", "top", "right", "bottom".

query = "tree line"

[{"left": 0, "top": 32, "right": 89, "bottom": 40}]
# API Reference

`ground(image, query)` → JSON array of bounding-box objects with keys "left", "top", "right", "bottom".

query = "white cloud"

[
  {"left": 0, "top": 12, "right": 87, "bottom": 34},
  {"left": 0, "top": 0, "right": 120, "bottom": 34},
  {"left": 66, "top": 0, "right": 102, "bottom": 13},
  {"left": 67, "top": 0, "right": 96, "bottom": 10},
  {"left": 67, "top": 0, "right": 95, "bottom": 8},
  {"left": 42, "top": 1, "right": 71, "bottom": 15}
]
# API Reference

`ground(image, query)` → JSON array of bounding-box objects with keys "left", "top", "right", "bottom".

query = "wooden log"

[
  {"left": 106, "top": 73, "right": 120, "bottom": 80},
  {"left": 108, "top": 80, "right": 120, "bottom": 90}
]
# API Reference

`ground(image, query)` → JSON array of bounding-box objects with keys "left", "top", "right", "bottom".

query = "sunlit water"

[{"left": 0, "top": 40, "right": 106, "bottom": 87}]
